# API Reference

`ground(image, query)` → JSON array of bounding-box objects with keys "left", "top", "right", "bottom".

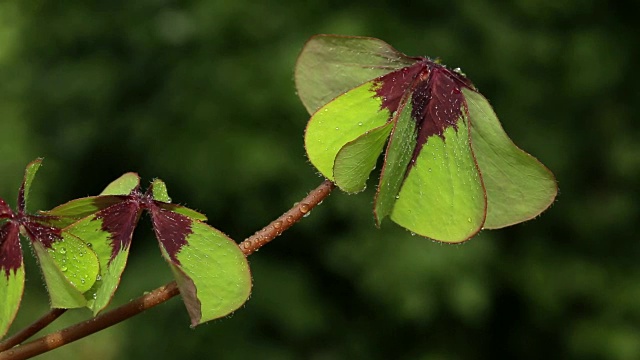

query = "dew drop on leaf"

[{"left": 59, "top": 247, "right": 67, "bottom": 254}]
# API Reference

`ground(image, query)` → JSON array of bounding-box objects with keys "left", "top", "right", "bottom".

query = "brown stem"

[
  {"left": 0, "top": 180, "right": 335, "bottom": 360},
  {"left": 0, "top": 282, "right": 180, "bottom": 360},
  {"left": 239, "top": 179, "right": 335, "bottom": 255},
  {"left": 0, "top": 309, "right": 67, "bottom": 352}
]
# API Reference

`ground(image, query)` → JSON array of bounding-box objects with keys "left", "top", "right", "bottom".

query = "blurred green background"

[{"left": 1, "top": 0, "right": 638, "bottom": 359}]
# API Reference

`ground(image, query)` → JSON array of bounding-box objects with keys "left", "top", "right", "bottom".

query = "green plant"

[{"left": 0, "top": 35, "right": 556, "bottom": 360}]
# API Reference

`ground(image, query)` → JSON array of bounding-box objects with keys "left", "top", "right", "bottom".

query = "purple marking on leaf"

[
  {"left": 373, "top": 61, "right": 425, "bottom": 113},
  {"left": 409, "top": 64, "right": 474, "bottom": 165},
  {"left": 0, "top": 222, "right": 21, "bottom": 278},
  {"left": 95, "top": 199, "right": 142, "bottom": 262},
  {"left": 23, "top": 220, "right": 62, "bottom": 248},
  {"left": 412, "top": 66, "right": 464, "bottom": 138},
  {"left": 372, "top": 58, "right": 475, "bottom": 171},
  {"left": 148, "top": 203, "right": 193, "bottom": 265}
]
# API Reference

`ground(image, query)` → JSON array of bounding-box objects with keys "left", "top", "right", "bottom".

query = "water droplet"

[
  {"left": 395, "top": 195, "right": 400, "bottom": 199},
  {"left": 59, "top": 247, "right": 67, "bottom": 255},
  {"left": 335, "top": 127, "right": 339, "bottom": 130},
  {"left": 467, "top": 217, "right": 472, "bottom": 223},
  {"left": 299, "top": 203, "right": 310, "bottom": 214},
  {"left": 80, "top": 278, "right": 86, "bottom": 284},
  {"left": 60, "top": 266, "right": 68, "bottom": 272},
  {"left": 87, "top": 243, "right": 93, "bottom": 248},
  {"left": 410, "top": 232, "right": 416, "bottom": 236},
  {"left": 358, "top": 122, "right": 363, "bottom": 126},
  {"left": 285, "top": 215, "right": 294, "bottom": 224},
  {"left": 428, "top": 168, "right": 432, "bottom": 172},
  {"left": 273, "top": 220, "right": 283, "bottom": 229}
]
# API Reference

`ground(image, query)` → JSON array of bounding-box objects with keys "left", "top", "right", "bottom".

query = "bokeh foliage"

[{"left": 0, "top": 0, "right": 638, "bottom": 359}]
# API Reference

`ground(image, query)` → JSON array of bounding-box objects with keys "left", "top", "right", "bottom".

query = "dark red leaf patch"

[
  {"left": 373, "top": 57, "right": 476, "bottom": 170},
  {"left": 95, "top": 200, "right": 142, "bottom": 262},
  {"left": 22, "top": 220, "right": 62, "bottom": 248},
  {"left": 374, "top": 62, "right": 424, "bottom": 112},
  {"left": 0, "top": 222, "right": 22, "bottom": 278},
  {"left": 148, "top": 203, "right": 192, "bottom": 265}
]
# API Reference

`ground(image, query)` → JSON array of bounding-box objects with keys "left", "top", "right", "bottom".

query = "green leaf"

[
  {"left": 41, "top": 196, "right": 128, "bottom": 228},
  {"left": 333, "top": 123, "right": 393, "bottom": 192},
  {"left": 100, "top": 172, "right": 140, "bottom": 196},
  {"left": 41, "top": 173, "right": 140, "bottom": 228},
  {"left": 297, "top": 35, "right": 556, "bottom": 242},
  {"left": 304, "top": 79, "right": 395, "bottom": 186},
  {"left": 147, "top": 184, "right": 251, "bottom": 325},
  {"left": 295, "top": 34, "right": 417, "bottom": 114},
  {"left": 374, "top": 99, "right": 419, "bottom": 223},
  {"left": 157, "top": 217, "right": 251, "bottom": 326},
  {"left": 463, "top": 89, "right": 557, "bottom": 228},
  {"left": 23, "top": 219, "right": 100, "bottom": 308},
  {"left": 18, "top": 158, "right": 43, "bottom": 213},
  {"left": 40, "top": 173, "right": 143, "bottom": 313},
  {"left": 384, "top": 101, "right": 486, "bottom": 241},
  {"left": 0, "top": 222, "right": 24, "bottom": 338},
  {"left": 0, "top": 266, "right": 23, "bottom": 339},
  {"left": 14, "top": 158, "right": 102, "bottom": 309},
  {"left": 32, "top": 231, "right": 100, "bottom": 308},
  {"left": 67, "top": 174, "right": 142, "bottom": 314},
  {"left": 64, "top": 206, "right": 139, "bottom": 314},
  {"left": 157, "top": 203, "right": 208, "bottom": 222},
  {"left": 149, "top": 178, "right": 171, "bottom": 202}
]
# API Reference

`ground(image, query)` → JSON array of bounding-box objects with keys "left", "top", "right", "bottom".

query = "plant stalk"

[
  {"left": 0, "top": 309, "right": 66, "bottom": 352},
  {"left": 0, "top": 180, "right": 335, "bottom": 360}
]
